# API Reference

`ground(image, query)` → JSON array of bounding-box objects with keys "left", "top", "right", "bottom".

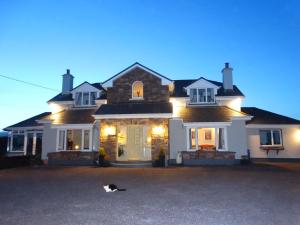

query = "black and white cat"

[{"left": 103, "top": 184, "right": 126, "bottom": 192}]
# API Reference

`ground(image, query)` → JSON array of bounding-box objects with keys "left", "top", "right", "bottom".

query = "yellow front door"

[{"left": 126, "top": 125, "right": 143, "bottom": 160}]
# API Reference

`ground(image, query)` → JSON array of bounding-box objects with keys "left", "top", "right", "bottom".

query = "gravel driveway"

[{"left": 1, "top": 163, "right": 300, "bottom": 225}]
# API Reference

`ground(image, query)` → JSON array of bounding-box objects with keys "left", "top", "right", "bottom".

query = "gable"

[
  {"left": 185, "top": 78, "right": 220, "bottom": 96},
  {"left": 106, "top": 66, "right": 170, "bottom": 104},
  {"left": 71, "top": 82, "right": 101, "bottom": 93},
  {"left": 101, "top": 62, "right": 172, "bottom": 88}
]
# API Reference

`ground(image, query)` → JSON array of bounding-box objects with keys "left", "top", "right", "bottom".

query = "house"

[{"left": 4, "top": 62, "right": 300, "bottom": 166}]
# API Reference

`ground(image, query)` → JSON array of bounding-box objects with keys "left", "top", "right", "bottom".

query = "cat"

[{"left": 103, "top": 184, "right": 126, "bottom": 192}]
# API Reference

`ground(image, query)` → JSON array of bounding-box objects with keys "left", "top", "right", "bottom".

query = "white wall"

[
  {"left": 42, "top": 123, "right": 57, "bottom": 160},
  {"left": 247, "top": 126, "right": 300, "bottom": 159},
  {"left": 169, "top": 119, "right": 187, "bottom": 159},
  {"left": 227, "top": 120, "right": 248, "bottom": 159}
]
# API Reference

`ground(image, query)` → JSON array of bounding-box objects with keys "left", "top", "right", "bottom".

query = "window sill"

[
  {"left": 189, "top": 102, "right": 216, "bottom": 105},
  {"left": 129, "top": 98, "right": 144, "bottom": 101},
  {"left": 57, "top": 149, "right": 92, "bottom": 152},
  {"left": 260, "top": 146, "right": 284, "bottom": 154}
]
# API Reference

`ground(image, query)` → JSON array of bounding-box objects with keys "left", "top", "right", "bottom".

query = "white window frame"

[
  {"left": 56, "top": 128, "right": 92, "bottom": 151},
  {"left": 75, "top": 92, "right": 97, "bottom": 106},
  {"left": 131, "top": 81, "right": 144, "bottom": 100},
  {"left": 186, "top": 126, "right": 228, "bottom": 151},
  {"left": 10, "top": 131, "right": 25, "bottom": 152},
  {"left": 259, "top": 129, "right": 283, "bottom": 147},
  {"left": 189, "top": 88, "right": 215, "bottom": 104}
]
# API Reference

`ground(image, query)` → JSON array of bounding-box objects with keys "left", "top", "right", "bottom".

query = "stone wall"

[
  {"left": 181, "top": 150, "right": 236, "bottom": 160},
  {"left": 99, "top": 118, "right": 169, "bottom": 162},
  {"left": 107, "top": 67, "right": 169, "bottom": 103}
]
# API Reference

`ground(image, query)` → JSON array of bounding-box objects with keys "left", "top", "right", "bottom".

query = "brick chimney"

[
  {"left": 62, "top": 69, "right": 74, "bottom": 95},
  {"left": 222, "top": 62, "right": 233, "bottom": 90}
]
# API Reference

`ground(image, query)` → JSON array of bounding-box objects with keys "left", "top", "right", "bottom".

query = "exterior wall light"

[
  {"left": 152, "top": 126, "right": 165, "bottom": 137},
  {"left": 75, "top": 145, "right": 79, "bottom": 150},
  {"left": 104, "top": 126, "right": 116, "bottom": 136},
  {"left": 295, "top": 130, "right": 300, "bottom": 142}
]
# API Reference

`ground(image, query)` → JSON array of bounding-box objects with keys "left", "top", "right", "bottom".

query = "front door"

[{"left": 126, "top": 125, "right": 143, "bottom": 160}]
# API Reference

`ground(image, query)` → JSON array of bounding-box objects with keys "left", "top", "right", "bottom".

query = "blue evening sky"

[{"left": 0, "top": 0, "right": 300, "bottom": 130}]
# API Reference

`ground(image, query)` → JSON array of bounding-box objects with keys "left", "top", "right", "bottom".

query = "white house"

[{"left": 4, "top": 62, "right": 300, "bottom": 166}]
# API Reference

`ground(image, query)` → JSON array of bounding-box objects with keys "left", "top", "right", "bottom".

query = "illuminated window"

[
  {"left": 57, "top": 129, "right": 90, "bottom": 151},
  {"left": 132, "top": 81, "right": 143, "bottom": 99}
]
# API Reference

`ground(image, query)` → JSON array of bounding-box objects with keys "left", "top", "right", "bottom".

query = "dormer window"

[
  {"left": 75, "top": 92, "right": 97, "bottom": 106},
  {"left": 132, "top": 81, "right": 143, "bottom": 99},
  {"left": 190, "top": 88, "right": 215, "bottom": 104}
]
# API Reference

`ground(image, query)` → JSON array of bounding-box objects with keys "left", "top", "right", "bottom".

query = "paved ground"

[{"left": 1, "top": 163, "right": 300, "bottom": 225}]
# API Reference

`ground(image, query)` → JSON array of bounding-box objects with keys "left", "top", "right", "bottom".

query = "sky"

[{"left": 0, "top": 0, "right": 300, "bottom": 130}]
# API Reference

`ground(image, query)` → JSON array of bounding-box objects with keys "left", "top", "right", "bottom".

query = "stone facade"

[
  {"left": 47, "top": 151, "right": 98, "bottom": 165},
  {"left": 99, "top": 118, "right": 169, "bottom": 162},
  {"left": 181, "top": 150, "right": 236, "bottom": 160},
  {"left": 107, "top": 67, "right": 170, "bottom": 103}
]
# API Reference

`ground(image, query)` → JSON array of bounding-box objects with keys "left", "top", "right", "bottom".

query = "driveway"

[{"left": 1, "top": 163, "right": 300, "bottom": 225}]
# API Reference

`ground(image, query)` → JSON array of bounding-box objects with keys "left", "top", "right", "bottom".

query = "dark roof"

[
  {"left": 4, "top": 112, "right": 51, "bottom": 130},
  {"left": 48, "top": 82, "right": 106, "bottom": 102},
  {"left": 176, "top": 106, "right": 249, "bottom": 123},
  {"left": 101, "top": 62, "right": 173, "bottom": 85},
  {"left": 171, "top": 78, "right": 244, "bottom": 97},
  {"left": 241, "top": 107, "right": 300, "bottom": 125},
  {"left": 91, "top": 82, "right": 104, "bottom": 90},
  {"left": 95, "top": 102, "right": 173, "bottom": 115},
  {"left": 48, "top": 93, "right": 73, "bottom": 102},
  {"left": 42, "top": 109, "right": 97, "bottom": 125},
  {"left": 216, "top": 86, "right": 244, "bottom": 97}
]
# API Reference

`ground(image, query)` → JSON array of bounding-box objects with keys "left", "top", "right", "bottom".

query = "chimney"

[
  {"left": 222, "top": 62, "right": 233, "bottom": 90},
  {"left": 62, "top": 69, "right": 74, "bottom": 94}
]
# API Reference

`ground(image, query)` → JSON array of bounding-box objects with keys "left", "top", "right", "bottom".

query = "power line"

[{"left": 0, "top": 74, "right": 59, "bottom": 92}]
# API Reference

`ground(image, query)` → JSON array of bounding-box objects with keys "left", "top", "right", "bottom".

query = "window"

[
  {"left": 82, "top": 92, "right": 89, "bottom": 105},
  {"left": 83, "top": 130, "right": 90, "bottom": 150},
  {"left": 190, "top": 88, "right": 215, "bottom": 104},
  {"left": 207, "top": 88, "right": 214, "bottom": 102},
  {"left": 189, "top": 128, "right": 196, "bottom": 149},
  {"left": 190, "top": 89, "right": 197, "bottom": 103},
  {"left": 58, "top": 129, "right": 90, "bottom": 151},
  {"left": 188, "top": 127, "right": 226, "bottom": 151},
  {"left": 132, "top": 81, "right": 143, "bottom": 99},
  {"left": 260, "top": 129, "right": 282, "bottom": 146},
  {"left": 12, "top": 134, "right": 24, "bottom": 151},
  {"left": 198, "top": 89, "right": 206, "bottom": 102},
  {"left": 90, "top": 92, "right": 96, "bottom": 105},
  {"left": 58, "top": 130, "right": 66, "bottom": 150},
  {"left": 75, "top": 92, "right": 82, "bottom": 105},
  {"left": 75, "top": 92, "right": 97, "bottom": 106}
]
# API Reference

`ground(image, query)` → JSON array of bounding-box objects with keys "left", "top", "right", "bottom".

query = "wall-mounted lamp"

[
  {"left": 295, "top": 130, "right": 300, "bottom": 142},
  {"left": 152, "top": 126, "right": 165, "bottom": 137},
  {"left": 104, "top": 126, "right": 116, "bottom": 136}
]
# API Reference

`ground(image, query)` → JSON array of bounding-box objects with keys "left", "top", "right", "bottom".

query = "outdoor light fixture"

[
  {"left": 104, "top": 126, "right": 116, "bottom": 136},
  {"left": 75, "top": 145, "right": 79, "bottom": 150},
  {"left": 152, "top": 126, "right": 165, "bottom": 137},
  {"left": 295, "top": 130, "right": 300, "bottom": 142}
]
